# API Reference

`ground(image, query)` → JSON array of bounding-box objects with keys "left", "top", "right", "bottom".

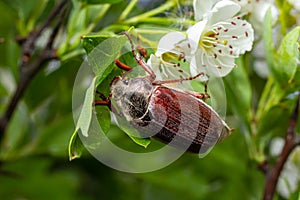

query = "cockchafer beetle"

[{"left": 94, "top": 32, "right": 232, "bottom": 154}]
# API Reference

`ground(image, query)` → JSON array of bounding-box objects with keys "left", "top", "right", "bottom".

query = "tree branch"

[
  {"left": 262, "top": 92, "right": 300, "bottom": 200},
  {"left": 0, "top": 0, "right": 68, "bottom": 142},
  {"left": 21, "top": 0, "right": 68, "bottom": 62}
]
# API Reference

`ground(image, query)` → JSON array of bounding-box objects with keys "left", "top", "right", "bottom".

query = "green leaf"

[
  {"left": 263, "top": 8, "right": 275, "bottom": 67},
  {"left": 94, "top": 64, "right": 116, "bottom": 88},
  {"left": 83, "top": 34, "right": 129, "bottom": 76},
  {"left": 81, "top": 35, "right": 111, "bottom": 54},
  {"left": 95, "top": 106, "right": 111, "bottom": 134},
  {"left": 70, "top": 77, "right": 97, "bottom": 159},
  {"left": 256, "top": 77, "right": 286, "bottom": 120},
  {"left": 76, "top": 77, "right": 97, "bottom": 137},
  {"left": 82, "top": 27, "right": 134, "bottom": 82},
  {"left": 114, "top": 115, "right": 151, "bottom": 148},
  {"left": 275, "top": 26, "right": 300, "bottom": 85},
  {"left": 127, "top": 134, "right": 151, "bottom": 148},
  {"left": 264, "top": 21, "right": 300, "bottom": 87},
  {"left": 68, "top": 128, "right": 84, "bottom": 161}
]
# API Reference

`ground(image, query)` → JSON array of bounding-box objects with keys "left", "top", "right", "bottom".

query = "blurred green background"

[{"left": 0, "top": 0, "right": 299, "bottom": 199}]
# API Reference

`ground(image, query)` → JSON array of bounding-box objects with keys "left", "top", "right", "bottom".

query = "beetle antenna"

[
  {"left": 154, "top": 72, "right": 205, "bottom": 85},
  {"left": 122, "top": 31, "right": 156, "bottom": 81},
  {"left": 123, "top": 31, "right": 137, "bottom": 59},
  {"left": 204, "top": 79, "right": 209, "bottom": 95}
]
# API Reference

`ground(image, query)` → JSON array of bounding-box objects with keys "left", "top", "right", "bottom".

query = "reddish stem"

[{"left": 262, "top": 93, "right": 300, "bottom": 200}]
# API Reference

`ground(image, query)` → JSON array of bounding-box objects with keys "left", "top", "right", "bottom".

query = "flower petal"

[
  {"left": 193, "top": 48, "right": 236, "bottom": 77},
  {"left": 208, "top": 0, "right": 241, "bottom": 25},
  {"left": 187, "top": 19, "right": 208, "bottom": 54},
  {"left": 214, "top": 17, "right": 254, "bottom": 56},
  {"left": 148, "top": 53, "right": 191, "bottom": 81},
  {"left": 231, "top": 0, "right": 252, "bottom": 13},
  {"left": 190, "top": 56, "right": 208, "bottom": 81},
  {"left": 193, "top": 0, "right": 220, "bottom": 21},
  {"left": 147, "top": 54, "right": 164, "bottom": 80},
  {"left": 156, "top": 32, "right": 187, "bottom": 56}
]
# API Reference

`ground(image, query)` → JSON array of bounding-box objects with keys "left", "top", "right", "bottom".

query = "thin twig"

[
  {"left": 21, "top": 0, "right": 68, "bottom": 62},
  {"left": 0, "top": 0, "right": 68, "bottom": 142},
  {"left": 262, "top": 93, "right": 300, "bottom": 200}
]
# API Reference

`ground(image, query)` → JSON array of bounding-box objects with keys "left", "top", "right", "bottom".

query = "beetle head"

[{"left": 110, "top": 77, "right": 155, "bottom": 121}]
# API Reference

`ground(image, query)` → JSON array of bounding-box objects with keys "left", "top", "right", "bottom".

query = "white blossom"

[
  {"left": 230, "top": 0, "right": 278, "bottom": 34},
  {"left": 187, "top": 0, "right": 254, "bottom": 77},
  {"left": 148, "top": 32, "right": 193, "bottom": 80},
  {"left": 194, "top": 0, "right": 278, "bottom": 34},
  {"left": 193, "top": 0, "right": 220, "bottom": 21},
  {"left": 150, "top": 0, "right": 254, "bottom": 80}
]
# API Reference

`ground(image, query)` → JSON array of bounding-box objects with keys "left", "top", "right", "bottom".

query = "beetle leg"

[
  {"left": 187, "top": 91, "right": 210, "bottom": 101},
  {"left": 93, "top": 99, "right": 110, "bottom": 106},
  {"left": 96, "top": 91, "right": 109, "bottom": 100},
  {"left": 153, "top": 72, "right": 205, "bottom": 85},
  {"left": 94, "top": 92, "right": 111, "bottom": 107},
  {"left": 114, "top": 59, "right": 132, "bottom": 71},
  {"left": 94, "top": 92, "right": 120, "bottom": 115},
  {"left": 187, "top": 80, "right": 210, "bottom": 101},
  {"left": 204, "top": 79, "right": 209, "bottom": 94},
  {"left": 123, "top": 31, "right": 156, "bottom": 82},
  {"left": 203, "top": 79, "right": 210, "bottom": 100}
]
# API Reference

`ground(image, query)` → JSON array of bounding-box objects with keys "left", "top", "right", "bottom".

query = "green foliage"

[
  {"left": 69, "top": 76, "right": 96, "bottom": 160},
  {"left": 75, "top": 77, "right": 97, "bottom": 138},
  {"left": 83, "top": 34, "right": 128, "bottom": 76},
  {"left": 276, "top": 27, "right": 300, "bottom": 86},
  {"left": 0, "top": 158, "right": 82, "bottom": 200}
]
